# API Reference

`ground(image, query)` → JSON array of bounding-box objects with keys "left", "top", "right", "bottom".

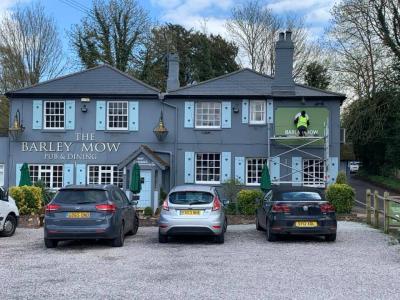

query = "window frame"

[
  {"left": 249, "top": 100, "right": 266, "bottom": 125},
  {"left": 245, "top": 157, "right": 267, "bottom": 186},
  {"left": 43, "top": 100, "right": 65, "bottom": 130},
  {"left": 28, "top": 164, "right": 64, "bottom": 190},
  {"left": 195, "top": 153, "right": 221, "bottom": 185},
  {"left": 195, "top": 101, "right": 222, "bottom": 129},
  {"left": 87, "top": 165, "right": 124, "bottom": 188},
  {"left": 303, "top": 159, "right": 325, "bottom": 188},
  {"left": 106, "top": 101, "right": 129, "bottom": 131}
]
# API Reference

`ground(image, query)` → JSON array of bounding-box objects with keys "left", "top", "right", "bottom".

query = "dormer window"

[
  {"left": 44, "top": 101, "right": 65, "bottom": 129},
  {"left": 195, "top": 102, "right": 221, "bottom": 129}
]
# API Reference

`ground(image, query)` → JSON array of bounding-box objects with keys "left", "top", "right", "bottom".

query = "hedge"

[
  {"left": 9, "top": 186, "right": 43, "bottom": 215},
  {"left": 325, "top": 183, "right": 355, "bottom": 214}
]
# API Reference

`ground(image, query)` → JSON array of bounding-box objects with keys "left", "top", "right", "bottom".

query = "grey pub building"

[{"left": 0, "top": 31, "right": 345, "bottom": 211}]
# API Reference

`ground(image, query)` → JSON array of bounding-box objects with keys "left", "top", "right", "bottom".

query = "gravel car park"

[{"left": 0, "top": 222, "right": 399, "bottom": 299}]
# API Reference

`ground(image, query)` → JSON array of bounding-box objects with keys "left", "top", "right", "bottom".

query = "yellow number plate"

[
  {"left": 180, "top": 210, "right": 201, "bottom": 216},
  {"left": 67, "top": 212, "right": 91, "bottom": 218},
  {"left": 295, "top": 221, "right": 318, "bottom": 228}
]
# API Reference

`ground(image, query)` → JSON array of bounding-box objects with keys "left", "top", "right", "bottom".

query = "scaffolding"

[{"left": 267, "top": 121, "right": 330, "bottom": 187}]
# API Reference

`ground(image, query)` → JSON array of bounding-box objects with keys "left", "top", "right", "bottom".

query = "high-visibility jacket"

[{"left": 297, "top": 115, "right": 309, "bottom": 128}]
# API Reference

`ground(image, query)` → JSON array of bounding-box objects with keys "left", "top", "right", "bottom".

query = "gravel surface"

[{"left": 1, "top": 222, "right": 399, "bottom": 300}]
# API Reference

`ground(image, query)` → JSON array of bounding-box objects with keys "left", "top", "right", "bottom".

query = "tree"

[
  {"left": 327, "top": 0, "right": 393, "bottom": 99},
  {"left": 371, "top": 0, "right": 400, "bottom": 61},
  {"left": 137, "top": 24, "right": 239, "bottom": 91},
  {"left": 0, "top": 2, "right": 66, "bottom": 92},
  {"left": 304, "top": 61, "right": 331, "bottom": 90},
  {"left": 226, "top": 0, "right": 318, "bottom": 79},
  {"left": 71, "top": 0, "right": 150, "bottom": 72}
]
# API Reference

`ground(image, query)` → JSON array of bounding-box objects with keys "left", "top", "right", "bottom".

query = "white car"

[
  {"left": 0, "top": 187, "right": 19, "bottom": 237},
  {"left": 349, "top": 161, "right": 360, "bottom": 173}
]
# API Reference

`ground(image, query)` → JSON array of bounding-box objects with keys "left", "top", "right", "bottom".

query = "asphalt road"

[
  {"left": 348, "top": 175, "right": 399, "bottom": 213},
  {"left": 1, "top": 223, "right": 399, "bottom": 299}
]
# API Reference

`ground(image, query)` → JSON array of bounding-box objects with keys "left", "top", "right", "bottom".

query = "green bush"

[
  {"left": 336, "top": 171, "right": 347, "bottom": 184},
  {"left": 237, "top": 189, "right": 263, "bottom": 215},
  {"left": 143, "top": 206, "right": 153, "bottom": 217},
  {"left": 9, "top": 186, "right": 42, "bottom": 215},
  {"left": 325, "top": 184, "right": 355, "bottom": 214}
]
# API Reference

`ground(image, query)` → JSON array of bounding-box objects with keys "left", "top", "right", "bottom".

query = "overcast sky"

[{"left": 0, "top": 0, "right": 341, "bottom": 65}]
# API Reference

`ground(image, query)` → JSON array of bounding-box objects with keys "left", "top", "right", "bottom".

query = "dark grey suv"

[{"left": 44, "top": 185, "right": 139, "bottom": 248}]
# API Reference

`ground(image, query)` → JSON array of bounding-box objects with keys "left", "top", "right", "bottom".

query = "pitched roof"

[
  {"left": 118, "top": 144, "right": 169, "bottom": 170},
  {"left": 6, "top": 64, "right": 159, "bottom": 97},
  {"left": 166, "top": 68, "right": 345, "bottom": 98}
]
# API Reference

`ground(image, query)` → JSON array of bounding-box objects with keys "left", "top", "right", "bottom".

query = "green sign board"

[
  {"left": 389, "top": 201, "right": 400, "bottom": 226},
  {"left": 274, "top": 107, "right": 329, "bottom": 145}
]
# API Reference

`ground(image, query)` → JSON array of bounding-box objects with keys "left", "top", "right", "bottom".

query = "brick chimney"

[
  {"left": 166, "top": 53, "right": 180, "bottom": 91},
  {"left": 272, "top": 30, "right": 295, "bottom": 95}
]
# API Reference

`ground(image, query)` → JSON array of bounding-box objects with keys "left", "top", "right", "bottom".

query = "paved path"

[
  {"left": 1, "top": 223, "right": 399, "bottom": 299},
  {"left": 348, "top": 175, "right": 399, "bottom": 213}
]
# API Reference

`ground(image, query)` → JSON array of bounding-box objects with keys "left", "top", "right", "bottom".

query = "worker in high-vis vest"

[{"left": 294, "top": 110, "right": 310, "bottom": 136}]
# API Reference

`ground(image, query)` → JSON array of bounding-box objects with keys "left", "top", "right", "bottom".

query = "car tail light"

[
  {"left": 45, "top": 204, "right": 60, "bottom": 213},
  {"left": 320, "top": 203, "right": 335, "bottom": 213},
  {"left": 162, "top": 199, "right": 169, "bottom": 211},
  {"left": 272, "top": 203, "right": 291, "bottom": 213},
  {"left": 212, "top": 196, "right": 221, "bottom": 211},
  {"left": 95, "top": 203, "right": 116, "bottom": 213}
]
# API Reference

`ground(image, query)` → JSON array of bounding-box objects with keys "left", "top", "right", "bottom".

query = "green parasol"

[
  {"left": 260, "top": 162, "right": 272, "bottom": 192},
  {"left": 129, "top": 163, "right": 142, "bottom": 194},
  {"left": 19, "top": 163, "right": 32, "bottom": 186}
]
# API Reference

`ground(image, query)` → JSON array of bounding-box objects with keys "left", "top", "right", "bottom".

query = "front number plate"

[
  {"left": 67, "top": 212, "right": 91, "bottom": 218},
  {"left": 180, "top": 210, "right": 201, "bottom": 216},
  {"left": 295, "top": 221, "right": 317, "bottom": 227}
]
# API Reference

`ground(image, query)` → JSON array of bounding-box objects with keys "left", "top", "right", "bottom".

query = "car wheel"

[
  {"left": 266, "top": 219, "right": 277, "bottom": 242},
  {"left": 127, "top": 216, "right": 139, "bottom": 236},
  {"left": 0, "top": 214, "right": 17, "bottom": 237},
  {"left": 112, "top": 223, "right": 125, "bottom": 247},
  {"left": 325, "top": 233, "right": 336, "bottom": 242},
  {"left": 215, "top": 232, "right": 225, "bottom": 244},
  {"left": 44, "top": 238, "right": 58, "bottom": 248},
  {"left": 256, "top": 216, "right": 264, "bottom": 231},
  {"left": 158, "top": 231, "right": 168, "bottom": 243}
]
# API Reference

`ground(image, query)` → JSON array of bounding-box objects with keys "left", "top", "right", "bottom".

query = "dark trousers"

[{"left": 298, "top": 126, "right": 307, "bottom": 136}]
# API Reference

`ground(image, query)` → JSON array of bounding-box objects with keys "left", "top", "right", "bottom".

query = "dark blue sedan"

[{"left": 44, "top": 185, "right": 139, "bottom": 248}]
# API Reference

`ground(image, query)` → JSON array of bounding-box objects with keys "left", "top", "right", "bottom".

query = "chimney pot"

[
  {"left": 285, "top": 30, "right": 292, "bottom": 41},
  {"left": 279, "top": 32, "right": 285, "bottom": 41}
]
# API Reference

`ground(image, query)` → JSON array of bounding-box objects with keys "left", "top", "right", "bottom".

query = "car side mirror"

[
  {"left": 130, "top": 200, "right": 138, "bottom": 206},
  {"left": 222, "top": 199, "right": 229, "bottom": 206},
  {"left": 0, "top": 188, "right": 6, "bottom": 201}
]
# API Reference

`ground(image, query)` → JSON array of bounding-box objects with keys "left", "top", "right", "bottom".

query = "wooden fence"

[{"left": 365, "top": 189, "right": 400, "bottom": 234}]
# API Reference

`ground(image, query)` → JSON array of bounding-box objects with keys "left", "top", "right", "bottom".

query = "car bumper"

[
  {"left": 158, "top": 214, "right": 224, "bottom": 236},
  {"left": 271, "top": 217, "right": 337, "bottom": 236},
  {"left": 44, "top": 224, "right": 118, "bottom": 240}
]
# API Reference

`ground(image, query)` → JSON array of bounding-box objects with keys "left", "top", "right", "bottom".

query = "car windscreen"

[
  {"left": 279, "top": 192, "right": 322, "bottom": 201},
  {"left": 52, "top": 189, "right": 107, "bottom": 204},
  {"left": 169, "top": 191, "right": 213, "bottom": 205}
]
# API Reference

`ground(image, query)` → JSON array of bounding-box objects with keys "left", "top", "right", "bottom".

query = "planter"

[
  {"left": 18, "top": 214, "right": 43, "bottom": 228},
  {"left": 227, "top": 215, "right": 256, "bottom": 225}
]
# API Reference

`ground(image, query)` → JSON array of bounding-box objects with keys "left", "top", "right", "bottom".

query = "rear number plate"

[
  {"left": 295, "top": 221, "right": 317, "bottom": 227},
  {"left": 180, "top": 210, "right": 201, "bottom": 216},
  {"left": 67, "top": 212, "right": 90, "bottom": 218}
]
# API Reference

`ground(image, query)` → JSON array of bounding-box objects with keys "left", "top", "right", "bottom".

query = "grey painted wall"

[{"left": 7, "top": 96, "right": 341, "bottom": 193}]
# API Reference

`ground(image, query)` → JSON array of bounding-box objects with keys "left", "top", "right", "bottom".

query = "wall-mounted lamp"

[
  {"left": 81, "top": 104, "right": 88, "bottom": 113},
  {"left": 232, "top": 104, "right": 240, "bottom": 113},
  {"left": 8, "top": 109, "right": 25, "bottom": 140},
  {"left": 153, "top": 110, "right": 168, "bottom": 141}
]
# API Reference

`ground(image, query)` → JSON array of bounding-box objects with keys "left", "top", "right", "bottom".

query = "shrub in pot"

[
  {"left": 325, "top": 183, "right": 355, "bottom": 214},
  {"left": 9, "top": 186, "right": 42, "bottom": 215}
]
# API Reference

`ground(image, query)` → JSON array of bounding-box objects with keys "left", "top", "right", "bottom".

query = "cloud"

[{"left": 151, "top": 0, "right": 232, "bottom": 36}]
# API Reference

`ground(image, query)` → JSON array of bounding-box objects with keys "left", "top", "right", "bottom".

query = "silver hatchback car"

[{"left": 158, "top": 185, "right": 227, "bottom": 243}]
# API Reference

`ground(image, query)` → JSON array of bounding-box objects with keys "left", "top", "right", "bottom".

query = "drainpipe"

[{"left": 159, "top": 97, "right": 178, "bottom": 188}]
